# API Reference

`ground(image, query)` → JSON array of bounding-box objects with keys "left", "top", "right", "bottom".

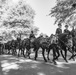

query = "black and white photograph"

[{"left": 0, "top": 0, "right": 76, "bottom": 75}]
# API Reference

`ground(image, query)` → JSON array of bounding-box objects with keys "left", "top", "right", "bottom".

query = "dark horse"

[
  {"left": 23, "top": 36, "right": 50, "bottom": 62},
  {"left": 47, "top": 33, "right": 74, "bottom": 63}
]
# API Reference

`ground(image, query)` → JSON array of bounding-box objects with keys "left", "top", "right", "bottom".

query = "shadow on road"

[{"left": 0, "top": 55, "right": 76, "bottom": 75}]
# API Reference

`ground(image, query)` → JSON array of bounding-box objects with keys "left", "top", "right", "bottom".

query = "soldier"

[
  {"left": 29, "top": 30, "right": 35, "bottom": 42},
  {"left": 71, "top": 28, "right": 75, "bottom": 37},
  {"left": 64, "top": 25, "right": 70, "bottom": 34},
  {"left": 29, "top": 30, "right": 35, "bottom": 39},
  {"left": 56, "top": 23, "right": 62, "bottom": 35},
  {"left": 17, "top": 36, "right": 21, "bottom": 42}
]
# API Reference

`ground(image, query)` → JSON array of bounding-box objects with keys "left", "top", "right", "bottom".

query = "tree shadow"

[{"left": 1, "top": 54, "right": 76, "bottom": 75}]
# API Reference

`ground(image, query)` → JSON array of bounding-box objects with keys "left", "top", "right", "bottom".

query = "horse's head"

[
  {"left": 66, "top": 34, "right": 73, "bottom": 48},
  {"left": 50, "top": 34, "right": 58, "bottom": 44}
]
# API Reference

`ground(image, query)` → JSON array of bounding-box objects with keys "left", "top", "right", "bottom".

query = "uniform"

[
  {"left": 64, "top": 29, "right": 70, "bottom": 34},
  {"left": 17, "top": 37, "right": 21, "bottom": 42},
  {"left": 56, "top": 28, "right": 62, "bottom": 35},
  {"left": 29, "top": 33, "right": 35, "bottom": 39},
  {"left": 71, "top": 29, "right": 75, "bottom": 37},
  {"left": 29, "top": 31, "right": 35, "bottom": 43}
]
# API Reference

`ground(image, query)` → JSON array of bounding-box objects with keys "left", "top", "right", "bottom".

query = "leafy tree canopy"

[
  {"left": 0, "top": 0, "right": 39, "bottom": 41},
  {"left": 49, "top": 0, "right": 76, "bottom": 28}
]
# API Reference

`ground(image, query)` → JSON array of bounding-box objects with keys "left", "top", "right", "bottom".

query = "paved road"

[{"left": 0, "top": 52, "right": 76, "bottom": 75}]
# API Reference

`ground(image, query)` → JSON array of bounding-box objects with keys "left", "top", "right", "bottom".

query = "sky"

[{"left": 26, "top": 0, "right": 57, "bottom": 36}]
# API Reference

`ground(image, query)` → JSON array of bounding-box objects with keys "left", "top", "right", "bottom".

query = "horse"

[
  {"left": 57, "top": 33, "right": 74, "bottom": 62},
  {"left": 47, "top": 34, "right": 60, "bottom": 64},
  {"left": 0, "top": 42, "right": 4, "bottom": 55},
  {"left": 3, "top": 41, "right": 12, "bottom": 54},
  {"left": 47, "top": 33, "right": 74, "bottom": 63},
  {"left": 23, "top": 35, "right": 50, "bottom": 62},
  {"left": 68, "top": 34, "right": 76, "bottom": 60}
]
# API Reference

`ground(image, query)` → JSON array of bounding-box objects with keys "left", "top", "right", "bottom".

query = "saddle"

[
  {"left": 30, "top": 38, "right": 35, "bottom": 43},
  {"left": 29, "top": 38, "right": 35, "bottom": 47}
]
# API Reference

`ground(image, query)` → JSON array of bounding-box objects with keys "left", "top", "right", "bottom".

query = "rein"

[{"left": 58, "top": 35, "right": 72, "bottom": 48}]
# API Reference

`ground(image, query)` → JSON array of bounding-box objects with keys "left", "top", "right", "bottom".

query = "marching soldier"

[
  {"left": 56, "top": 23, "right": 62, "bottom": 35},
  {"left": 64, "top": 25, "right": 70, "bottom": 34}
]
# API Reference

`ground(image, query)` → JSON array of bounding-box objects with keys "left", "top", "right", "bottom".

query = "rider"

[
  {"left": 56, "top": 23, "right": 62, "bottom": 35},
  {"left": 29, "top": 30, "right": 35, "bottom": 42},
  {"left": 64, "top": 25, "right": 70, "bottom": 34},
  {"left": 71, "top": 28, "right": 75, "bottom": 38},
  {"left": 55, "top": 23, "right": 62, "bottom": 49},
  {"left": 17, "top": 36, "right": 21, "bottom": 42}
]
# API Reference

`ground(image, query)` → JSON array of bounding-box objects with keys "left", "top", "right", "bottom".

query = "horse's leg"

[
  {"left": 28, "top": 49, "right": 31, "bottom": 59},
  {"left": 0, "top": 47, "right": 2, "bottom": 55},
  {"left": 42, "top": 48, "right": 47, "bottom": 62},
  {"left": 0, "top": 46, "right": 2, "bottom": 54},
  {"left": 14, "top": 48, "right": 16, "bottom": 55},
  {"left": 69, "top": 47, "right": 75, "bottom": 60},
  {"left": 69, "top": 54, "right": 76, "bottom": 60},
  {"left": 55, "top": 47, "right": 60, "bottom": 61},
  {"left": 26, "top": 47, "right": 31, "bottom": 59},
  {"left": 18, "top": 48, "right": 20, "bottom": 57},
  {"left": 64, "top": 48, "right": 68, "bottom": 62},
  {"left": 1, "top": 46, "right": 4, "bottom": 54},
  {"left": 14, "top": 48, "right": 17, "bottom": 55},
  {"left": 72, "top": 47, "right": 75, "bottom": 61},
  {"left": 52, "top": 48, "right": 57, "bottom": 65},
  {"left": 21, "top": 48, "right": 23, "bottom": 55},
  {"left": 22, "top": 48, "right": 25, "bottom": 57},
  {"left": 68, "top": 47, "right": 75, "bottom": 61},
  {"left": 8, "top": 48, "right": 10, "bottom": 54},
  {"left": 60, "top": 47, "right": 68, "bottom": 63},
  {"left": 60, "top": 49, "right": 67, "bottom": 62},
  {"left": 47, "top": 48, "right": 51, "bottom": 60},
  {"left": 0, "top": 47, "right": 1, "bottom": 55},
  {"left": 34, "top": 49, "right": 38, "bottom": 60},
  {"left": 47, "top": 45, "right": 53, "bottom": 61}
]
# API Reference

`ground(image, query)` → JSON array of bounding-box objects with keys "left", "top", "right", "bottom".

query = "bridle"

[{"left": 57, "top": 34, "right": 73, "bottom": 48}]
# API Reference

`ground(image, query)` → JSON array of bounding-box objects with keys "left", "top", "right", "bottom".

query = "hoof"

[
  {"left": 24, "top": 55, "right": 26, "bottom": 58},
  {"left": 45, "top": 60, "right": 47, "bottom": 62},
  {"left": 29, "top": 56, "right": 30, "bottom": 59},
  {"left": 73, "top": 59, "right": 75, "bottom": 61},
  {"left": 34, "top": 58, "right": 37, "bottom": 60},
  {"left": 47, "top": 57, "right": 50, "bottom": 60},
  {"left": 56, "top": 58, "right": 59, "bottom": 61},
  {"left": 18, "top": 54, "right": 20, "bottom": 57},
  {"left": 33, "top": 50, "right": 35, "bottom": 51},
  {"left": 49, "top": 60, "right": 53, "bottom": 63},
  {"left": 68, "top": 58, "right": 71, "bottom": 60},
  {"left": 66, "top": 60, "right": 68, "bottom": 63},
  {"left": 54, "top": 62, "right": 57, "bottom": 65}
]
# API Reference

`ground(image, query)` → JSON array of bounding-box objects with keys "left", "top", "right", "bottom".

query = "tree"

[
  {"left": 49, "top": 0, "right": 76, "bottom": 28},
  {"left": 0, "top": 0, "right": 39, "bottom": 40}
]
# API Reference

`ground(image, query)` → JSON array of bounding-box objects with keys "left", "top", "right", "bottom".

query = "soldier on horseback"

[
  {"left": 55, "top": 23, "right": 62, "bottom": 45},
  {"left": 16, "top": 36, "right": 21, "bottom": 49},
  {"left": 64, "top": 25, "right": 70, "bottom": 34},
  {"left": 17, "top": 36, "right": 21, "bottom": 42},
  {"left": 56, "top": 23, "right": 62, "bottom": 35},
  {"left": 29, "top": 30, "right": 36, "bottom": 43}
]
